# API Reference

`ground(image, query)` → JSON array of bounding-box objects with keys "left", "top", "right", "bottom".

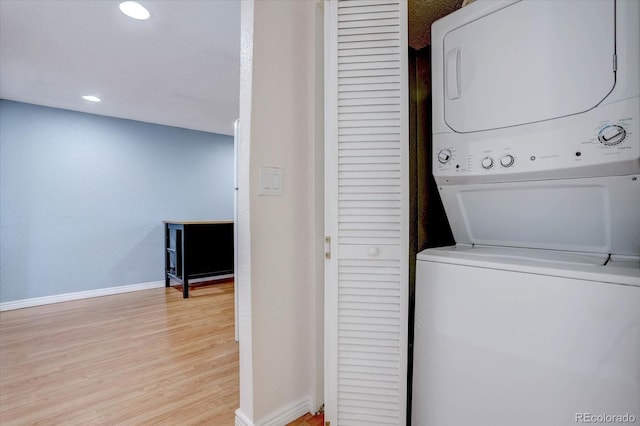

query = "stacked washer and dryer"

[{"left": 413, "top": 1, "right": 640, "bottom": 425}]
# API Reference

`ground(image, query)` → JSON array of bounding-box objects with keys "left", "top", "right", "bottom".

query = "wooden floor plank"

[
  {"left": 2, "top": 282, "right": 326, "bottom": 426},
  {"left": 287, "top": 411, "right": 325, "bottom": 426},
  {"left": 0, "top": 282, "right": 238, "bottom": 425}
]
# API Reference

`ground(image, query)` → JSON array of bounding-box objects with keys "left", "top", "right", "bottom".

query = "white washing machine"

[
  {"left": 413, "top": 0, "right": 640, "bottom": 424},
  {"left": 414, "top": 246, "right": 640, "bottom": 425}
]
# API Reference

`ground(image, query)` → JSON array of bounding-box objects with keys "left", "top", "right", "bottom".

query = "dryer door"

[{"left": 443, "top": 0, "right": 615, "bottom": 133}]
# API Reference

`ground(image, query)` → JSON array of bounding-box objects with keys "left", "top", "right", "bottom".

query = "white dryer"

[{"left": 413, "top": 0, "right": 640, "bottom": 424}]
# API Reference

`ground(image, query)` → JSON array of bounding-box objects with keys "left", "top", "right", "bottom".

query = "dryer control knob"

[
  {"left": 500, "top": 154, "right": 515, "bottom": 167},
  {"left": 598, "top": 125, "right": 626, "bottom": 146},
  {"left": 437, "top": 149, "right": 452, "bottom": 164},
  {"left": 481, "top": 157, "right": 494, "bottom": 169}
]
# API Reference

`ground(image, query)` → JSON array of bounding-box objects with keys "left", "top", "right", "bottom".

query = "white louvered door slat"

[{"left": 325, "top": 0, "right": 408, "bottom": 425}]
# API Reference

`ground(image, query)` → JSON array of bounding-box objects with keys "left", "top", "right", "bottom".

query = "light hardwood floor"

[
  {"left": 287, "top": 412, "right": 324, "bottom": 426},
  {"left": 0, "top": 281, "right": 238, "bottom": 425},
  {"left": 0, "top": 281, "right": 322, "bottom": 425}
]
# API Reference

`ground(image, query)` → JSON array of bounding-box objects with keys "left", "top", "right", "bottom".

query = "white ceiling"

[
  {"left": 0, "top": 0, "right": 241, "bottom": 136},
  {"left": 0, "top": 0, "right": 459, "bottom": 136}
]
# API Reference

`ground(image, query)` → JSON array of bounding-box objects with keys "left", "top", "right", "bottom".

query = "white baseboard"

[
  {"left": 0, "top": 280, "right": 165, "bottom": 312},
  {"left": 234, "top": 397, "right": 314, "bottom": 426},
  {"left": 257, "top": 396, "right": 314, "bottom": 426},
  {"left": 235, "top": 408, "right": 253, "bottom": 426}
]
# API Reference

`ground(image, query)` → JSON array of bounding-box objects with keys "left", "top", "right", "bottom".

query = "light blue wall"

[{"left": 0, "top": 100, "right": 234, "bottom": 302}]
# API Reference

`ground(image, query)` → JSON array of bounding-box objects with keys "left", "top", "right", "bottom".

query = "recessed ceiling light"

[
  {"left": 82, "top": 95, "right": 101, "bottom": 103},
  {"left": 119, "top": 1, "right": 150, "bottom": 20}
]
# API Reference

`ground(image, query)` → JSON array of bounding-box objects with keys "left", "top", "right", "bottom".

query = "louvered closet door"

[{"left": 324, "top": 1, "right": 409, "bottom": 425}]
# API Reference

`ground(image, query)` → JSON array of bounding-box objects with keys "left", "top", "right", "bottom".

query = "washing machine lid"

[
  {"left": 442, "top": 0, "right": 615, "bottom": 133},
  {"left": 417, "top": 245, "right": 609, "bottom": 266},
  {"left": 444, "top": 245, "right": 609, "bottom": 266},
  {"left": 417, "top": 245, "right": 640, "bottom": 286}
]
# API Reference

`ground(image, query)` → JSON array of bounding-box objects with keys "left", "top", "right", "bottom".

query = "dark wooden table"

[{"left": 164, "top": 220, "right": 234, "bottom": 298}]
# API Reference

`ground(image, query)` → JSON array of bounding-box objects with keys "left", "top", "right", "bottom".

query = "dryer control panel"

[
  {"left": 433, "top": 98, "right": 639, "bottom": 185},
  {"left": 598, "top": 124, "right": 626, "bottom": 146}
]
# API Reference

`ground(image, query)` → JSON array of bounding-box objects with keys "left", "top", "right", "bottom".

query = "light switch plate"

[{"left": 259, "top": 167, "right": 283, "bottom": 196}]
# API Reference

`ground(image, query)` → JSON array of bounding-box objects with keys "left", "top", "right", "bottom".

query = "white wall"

[{"left": 236, "top": 0, "right": 324, "bottom": 424}]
